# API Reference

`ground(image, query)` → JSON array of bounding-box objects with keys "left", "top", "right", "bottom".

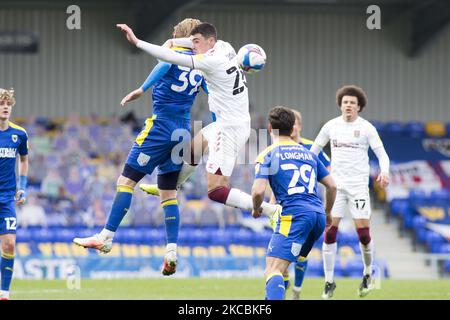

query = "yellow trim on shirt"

[
  {"left": 8, "top": 121, "right": 27, "bottom": 134},
  {"left": 171, "top": 46, "right": 191, "bottom": 52},
  {"left": 255, "top": 140, "right": 298, "bottom": 164},
  {"left": 300, "top": 137, "right": 314, "bottom": 145}
]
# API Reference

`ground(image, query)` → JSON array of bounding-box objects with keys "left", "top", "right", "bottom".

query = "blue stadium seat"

[
  {"left": 251, "top": 231, "right": 271, "bottom": 247},
  {"left": 231, "top": 228, "right": 253, "bottom": 244},
  {"left": 370, "top": 120, "right": 385, "bottom": 135},
  {"left": 340, "top": 232, "right": 358, "bottom": 245},
  {"left": 412, "top": 215, "right": 427, "bottom": 231},
  {"left": 408, "top": 189, "right": 429, "bottom": 207},
  {"left": 306, "top": 259, "right": 324, "bottom": 277},
  {"left": 430, "top": 189, "right": 450, "bottom": 206},
  {"left": 141, "top": 228, "right": 165, "bottom": 245},
  {"left": 344, "top": 259, "right": 364, "bottom": 278},
  {"left": 30, "top": 228, "right": 55, "bottom": 242},
  {"left": 16, "top": 228, "right": 32, "bottom": 243},
  {"left": 390, "top": 199, "right": 409, "bottom": 217},
  {"left": 189, "top": 229, "right": 212, "bottom": 246},
  {"left": 416, "top": 227, "right": 428, "bottom": 244},
  {"left": 54, "top": 228, "right": 77, "bottom": 242},
  {"left": 384, "top": 121, "right": 405, "bottom": 135},
  {"left": 405, "top": 121, "right": 425, "bottom": 138},
  {"left": 444, "top": 260, "right": 450, "bottom": 272},
  {"left": 425, "top": 231, "right": 445, "bottom": 253},
  {"left": 438, "top": 243, "right": 450, "bottom": 254},
  {"left": 177, "top": 230, "right": 192, "bottom": 246},
  {"left": 209, "top": 229, "right": 232, "bottom": 246}
]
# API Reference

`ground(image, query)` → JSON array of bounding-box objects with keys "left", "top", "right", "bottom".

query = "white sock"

[
  {"left": 225, "top": 188, "right": 277, "bottom": 216},
  {"left": 293, "top": 286, "right": 302, "bottom": 292},
  {"left": 176, "top": 162, "right": 198, "bottom": 188},
  {"left": 322, "top": 242, "right": 337, "bottom": 283},
  {"left": 166, "top": 243, "right": 177, "bottom": 252},
  {"left": 0, "top": 290, "right": 9, "bottom": 299},
  {"left": 99, "top": 228, "right": 115, "bottom": 241},
  {"left": 359, "top": 241, "right": 373, "bottom": 276}
]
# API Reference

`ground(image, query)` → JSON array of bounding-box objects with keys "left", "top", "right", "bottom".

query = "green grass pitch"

[{"left": 9, "top": 278, "right": 450, "bottom": 300}]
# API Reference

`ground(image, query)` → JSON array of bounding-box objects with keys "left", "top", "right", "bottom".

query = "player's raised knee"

[{"left": 207, "top": 186, "right": 231, "bottom": 204}]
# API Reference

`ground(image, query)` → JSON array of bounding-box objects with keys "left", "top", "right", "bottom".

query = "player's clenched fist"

[
  {"left": 116, "top": 24, "right": 138, "bottom": 45},
  {"left": 15, "top": 190, "right": 26, "bottom": 205}
]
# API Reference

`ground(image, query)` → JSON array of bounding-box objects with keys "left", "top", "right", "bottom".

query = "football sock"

[
  {"left": 283, "top": 274, "right": 290, "bottom": 290},
  {"left": 162, "top": 198, "right": 180, "bottom": 245},
  {"left": 359, "top": 241, "right": 373, "bottom": 276},
  {"left": 225, "top": 188, "right": 278, "bottom": 216},
  {"left": 322, "top": 242, "right": 337, "bottom": 283},
  {"left": 265, "top": 272, "right": 285, "bottom": 300},
  {"left": 99, "top": 228, "right": 115, "bottom": 240},
  {"left": 104, "top": 185, "right": 133, "bottom": 233},
  {"left": 294, "top": 256, "right": 308, "bottom": 288},
  {"left": 1, "top": 253, "right": 14, "bottom": 293}
]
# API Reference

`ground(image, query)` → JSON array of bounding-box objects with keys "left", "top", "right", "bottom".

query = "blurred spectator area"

[
  {"left": 12, "top": 116, "right": 450, "bottom": 232},
  {"left": 13, "top": 114, "right": 251, "bottom": 229}
]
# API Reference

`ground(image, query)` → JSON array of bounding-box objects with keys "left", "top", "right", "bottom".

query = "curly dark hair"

[{"left": 336, "top": 85, "right": 368, "bottom": 112}]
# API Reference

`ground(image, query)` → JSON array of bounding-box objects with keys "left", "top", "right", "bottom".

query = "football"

[{"left": 237, "top": 44, "right": 267, "bottom": 73}]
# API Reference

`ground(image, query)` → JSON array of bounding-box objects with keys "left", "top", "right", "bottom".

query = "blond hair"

[
  {"left": 291, "top": 109, "right": 302, "bottom": 124},
  {"left": 0, "top": 88, "right": 15, "bottom": 106},
  {"left": 173, "top": 18, "right": 201, "bottom": 38}
]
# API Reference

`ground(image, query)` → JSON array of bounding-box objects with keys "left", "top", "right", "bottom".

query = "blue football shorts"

[
  {"left": 0, "top": 200, "right": 17, "bottom": 235},
  {"left": 267, "top": 210, "right": 325, "bottom": 262},
  {"left": 126, "top": 115, "right": 191, "bottom": 176}
]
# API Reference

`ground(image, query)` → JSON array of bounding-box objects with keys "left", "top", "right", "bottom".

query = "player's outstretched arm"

[
  {"left": 121, "top": 62, "right": 172, "bottom": 107},
  {"left": 373, "top": 146, "right": 390, "bottom": 188},
  {"left": 251, "top": 178, "right": 268, "bottom": 218},
  {"left": 320, "top": 174, "right": 337, "bottom": 226},
  {"left": 117, "top": 24, "right": 195, "bottom": 70},
  {"left": 121, "top": 88, "right": 144, "bottom": 107}
]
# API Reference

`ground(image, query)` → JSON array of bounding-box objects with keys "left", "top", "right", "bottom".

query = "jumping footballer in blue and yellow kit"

[
  {"left": 251, "top": 106, "right": 336, "bottom": 300},
  {"left": 0, "top": 88, "right": 28, "bottom": 300},
  {"left": 74, "top": 19, "right": 206, "bottom": 276}
]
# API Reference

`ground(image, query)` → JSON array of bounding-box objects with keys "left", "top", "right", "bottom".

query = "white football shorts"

[
  {"left": 331, "top": 187, "right": 371, "bottom": 220},
  {"left": 201, "top": 120, "right": 251, "bottom": 177}
]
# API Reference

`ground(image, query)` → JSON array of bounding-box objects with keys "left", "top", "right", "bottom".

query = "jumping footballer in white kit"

[
  {"left": 117, "top": 22, "right": 281, "bottom": 263},
  {"left": 309, "top": 85, "right": 390, "bottom": 299}
]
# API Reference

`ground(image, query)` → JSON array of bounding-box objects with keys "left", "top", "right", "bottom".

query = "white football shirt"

[
  {"left": 313, "top": 116, "right": 383, "bottom": 188},
  {"left": 192, "top": 40, "right": 250, "bottom": 123}
]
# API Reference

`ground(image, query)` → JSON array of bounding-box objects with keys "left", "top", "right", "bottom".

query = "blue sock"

[
  {"left": 284, "top": 275, "right": 290, "bottom": 290},
  {"left": 265, "top": 272, "right": 285, "bottom": 300},
  {"left": 162, "top": 198, "right": 180, "bottom": 244},
  {"left": 1, "top": 253, "right": 14, "bottom": 292},
  {"left": 294, "top": 256, "right": 308, "bottom": 288},
  {"left": 105, "top": 186, "right": 133, "bottom": 232}
]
